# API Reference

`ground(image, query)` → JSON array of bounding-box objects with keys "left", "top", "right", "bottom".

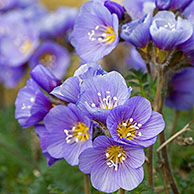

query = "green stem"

[
  {"left": 147, "top": 145, "right": 153, "bottom": 188},
  {"left": 147, "top": 68, "right": 163, "bottom": 188},
  {"left": 84, "top": 174, "right": 90, "bottom": 194}
]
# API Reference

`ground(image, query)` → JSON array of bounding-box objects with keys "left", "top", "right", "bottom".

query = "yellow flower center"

[
  {"left": 91, "top": 91, "right": 118, "bottom": 110},
  {"left": 88, "top": 25, "right": 116, "bottom": 45},
  {"left": 64, "top": 122, "right": 89, "bottom": 143},
  {"left": 106, "top": 145, "right": 126, "bottom": 171},
  {"left": 20, "top": 40, "right": 33, "bottom": 54},
  {"left": 104, "top": 26, "right": 116, "bottom": 44},
  {"left": 39, "top": 53, "right": 56, "bottom": 67},
  {"left": 117, "top": 118, "right": 142, "bottom": 140}
]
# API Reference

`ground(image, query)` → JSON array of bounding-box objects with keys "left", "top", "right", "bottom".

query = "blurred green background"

[{"left": 0, "top": 1, "right": 194, "bottom": 194}]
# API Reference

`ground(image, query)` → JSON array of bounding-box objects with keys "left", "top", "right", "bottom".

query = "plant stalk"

[
  {"left": 155, "top": 69, "right": 179, "bottom": 194},
  {"left": 84, "top": 174, "right": 90, "bottom": 194},
  {"left": 120, "top": 188, "right": 125, "bottom": 194},
  {"left": 170, "top": 110, "right": 180, "bottom": 136},
  {"left": 147, "top": 145, "right": 153, "bottom": 187}
]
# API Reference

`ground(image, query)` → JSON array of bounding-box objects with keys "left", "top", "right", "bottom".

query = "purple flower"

[
  {"left": 155, "top": 0, "right": 172, "bottom": 10},
  {"left": 107, "top": 96, "right": 165, "bottom": 147},
  {"left": 30, "top": 64, "right": 61, "bottom": 93},
  {"left": 51, "top": 77, "right": 80, "bottom": 104},
  {"left": 35, "top": 124, "right": 60, "bottom": 166},
  {"left": 15, "top": 79, "right": 52, "bottom": 128},
  {"left": 77, "top": 71, "right": 132, "bottom": 124},
  {"left": 79, "top": 136, "right": 145, "bottom": 193},
  {"left": 70, "top": 1, "right": 119, "bottom": 62},
  {"left": 73, "top": 62, "right": 106, "bottom": 81},
  {"left": 124, "top": 0, "right": 155, "bottom": 19},
  {"left": 121, "top": 14, "right": 152, "bottom": 48},
  {"left": 0, "top": 14, "right": 39, "bottom": 67},
  {"left": 0, "top": 0, "right": 16, "bottom": 11},
  {"left": 184, "top": 1, "right": 194, "bottom": 25},
  {"left": 0, "top": 65, "right": 26, "bottom": 88},
  {"left": 104, "top": 0, "right": 125, "bottom": 20},
  {"left": 150, "top": 11, "right": 193, "bottom": 50},
  {"left": 44, "top": 104, "right": 93, "bottom": 166},
  {"left": 30, "top": 41, "right": 70, "bottom": 79},
  {"left": 51, "top": 63, "right": 106, "bottom": 104},
  {"left": 165, "top": 68, "right": 194, "bottom": 110},
  {"left": 93, "top": 0, "right": 124, "bottom": 19},
  {"left": 170, "top": 0, "right": 193, "bottom": 11},
  {"left": 38, "top": 7, "right": 78, "bottom": 39},
  {"left": 126, "top": 47, "right": 147, "bottom": 72},
  {"left": 178, "top": 25, "right": 194, "bottom": 57}
]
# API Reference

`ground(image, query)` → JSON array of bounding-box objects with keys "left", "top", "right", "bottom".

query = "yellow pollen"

[
  {"left": 104, "top": 105, "right": 113, "bottom": 110},
  {"left": 105, "top": 26, "right": 116, "bottom": 44},
  {"left": 20, "top": 40, "right": 32, "bottom": 54},
  {"left": 117, "top": 121, "right": 136, "bottom": 140},
  {"left": 73, "top": 122, "right": 89, "bottom": 142},
  {"left": 106, "top": 145, "right": 126, "bottom": 163},
  {"left": 39, "top": 53, "right": 56, "bottom": 67},
  {"left": 51, "top": 104, "right": 55, "bottom": 108}
]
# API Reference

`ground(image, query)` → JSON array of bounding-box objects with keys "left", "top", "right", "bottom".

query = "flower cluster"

[
  {"left": 15, "top": 61, "right": 164, "bottom": 192},
  {"left": 0, "top": 0, "right": 78, "bottom": 88},
  {"left": 14, "top": 0, "right": 194, "bottom": 193}
]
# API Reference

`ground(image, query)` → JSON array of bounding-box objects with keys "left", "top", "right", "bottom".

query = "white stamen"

[
  {"left": 122, "top": 156, "right": 126, "bottom": 161},
  {"left": 66, "top": 139, "right": 71, "bottom": 143},
  {"left": 106, "top": 91, "right": 111, "bottom": 94},
  {"left": 118, "top": 153, "right": 122, "bottom": 157},
  {"left": 106, "top": 153, "right": 109, "bottom": 157},
  {"left": 30, "top": 98, "right": 35, "bottom": 103},
  {"left": 138, "top": 123, "right": 142, "bottom": 127},
  {"left": 102, "top": 33, "right": 107, "bottom": 37},
  {"left": 97, "top": 92, "right": 101, "bottom": 96},
  {"left": 95, "top": 25, "right": 99, "bottom": 30},
  {"left": 129, "top": 118, "right": 133, "bottom": 123},
  {"left": 122, "top": 123, "right": 127, "bottom": 127},
  {"left": 91, "top": 103, "right": 96, "bottom": 107},
  {"left": 138, "top": 132, "right": 142, "bottom": 136},
  {"left": 64, "top": 129, "right": 69, "bottom": 135},
  {"left": 113, "top": 96, "right": 118, "bottom": 101}
]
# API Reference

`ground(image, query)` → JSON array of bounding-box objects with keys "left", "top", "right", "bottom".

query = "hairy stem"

[
  {"left": 157, "top": 152, "right": 170, "bottom": 194},
  {"left": 159, "top": 131, "right": 179, "bottom": 193},
  {"left": 84, "top": 174, "right": 90, "bottom": 194},
  {"left": 155, "top": 70, "right": 179, "bottom": 194},
  {"left": 147, "top": 68, "right": 163, "bottom": 188},
  {"left": 120, "top": 188, "right": 125, "bottom": 194}
]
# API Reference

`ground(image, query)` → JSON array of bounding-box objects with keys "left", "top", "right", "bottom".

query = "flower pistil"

[
  {"left": 64, "top": 122, "right": 89, "bottom": 143},
  {"left": 117, "top": 118, "right": 142, "bottom": 140},
  {"left": 106, "top": 145, "right": 127, "bottom": 171},
  {"left": 88, "top": 25, "right": 116, "bottom": 44}
]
